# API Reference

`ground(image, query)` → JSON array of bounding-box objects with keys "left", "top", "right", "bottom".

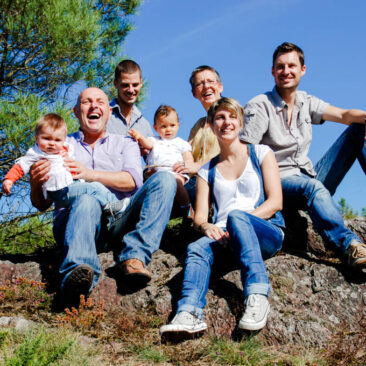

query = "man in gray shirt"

[
  {"left": 107, "top": 60, "right": 153, "bottom": 138},
  {"left": 241, "top": 42, "right": 366, "bottom": 269}
]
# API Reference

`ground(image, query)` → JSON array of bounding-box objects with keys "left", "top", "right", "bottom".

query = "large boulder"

[{"left": 0, "top": 213, "right": 365, "bottom": 348}]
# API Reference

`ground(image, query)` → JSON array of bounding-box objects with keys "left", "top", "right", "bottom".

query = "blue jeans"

[
  {"left": 177, "top": 210, "right": 284, "bottom": 320},
  {"left": 48, "top": 181, "right": 117, "bottom": 209},
  {"left": 314, "top": 123, "right": 366, "bottom": 196},
  {"left": 184, "top": 175, "right": 197, "bottom": 209},
  {"left": 282, "top": 123, "right": 365, "bottom": 253},
  {"left": 53, "top": 171, "right": 177, "bottom": 290}
]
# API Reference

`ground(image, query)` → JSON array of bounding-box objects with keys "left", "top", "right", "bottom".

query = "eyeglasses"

[{"left": 193, "top": 79, "right": 218, "bottom": 89}]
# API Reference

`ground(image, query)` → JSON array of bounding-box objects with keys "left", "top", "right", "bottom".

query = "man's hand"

[
  {"left": 143, "top": 167, "right": 157, "bottom": 181},
  {"left": 2, "top": 179, "right": 13, "bottom": 195},
  {"left": 30, "top": 159, "right": 51, "bottom": 188},
  {"left": 64, "top": 158, "right": 93, "bottom": 181},
  {"left": 29, "top": 159, "right": 52, "bottom": 211}
]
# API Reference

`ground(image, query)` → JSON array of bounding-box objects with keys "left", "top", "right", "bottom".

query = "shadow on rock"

[{"left": 105, "top": 265, "right": 149, "bottom": 295}]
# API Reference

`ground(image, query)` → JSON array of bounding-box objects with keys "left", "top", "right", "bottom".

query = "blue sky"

[{"left": 117, "top": 0, "right": 366, "bottom": 212}]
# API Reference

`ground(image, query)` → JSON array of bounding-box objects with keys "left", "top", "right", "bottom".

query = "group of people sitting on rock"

[{"left": 2, "top": 42, "right": 366, "bottom": 338}]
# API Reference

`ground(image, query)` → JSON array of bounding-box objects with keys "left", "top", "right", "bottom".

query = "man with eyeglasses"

[
  {"left": 173, "top": 65, "right": 223, "bottom": 204},
  {"left": 240, "top": 42, "right": 366, "bottom": 269}
]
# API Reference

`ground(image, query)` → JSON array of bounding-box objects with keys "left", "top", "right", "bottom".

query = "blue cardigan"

[{"left": 207, "top": 144, "right": 285, "bottom": 228}]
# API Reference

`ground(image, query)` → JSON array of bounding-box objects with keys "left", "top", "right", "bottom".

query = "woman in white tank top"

[{"left": 160, "top": 97, "right": 284, "bottom": 338}]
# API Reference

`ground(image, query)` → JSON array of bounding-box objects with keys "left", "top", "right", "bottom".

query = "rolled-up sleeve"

[
  {"left": 120, "top": 137, "right": 143, "bottom": 192},
  {"left": 240, "top": 103, "right": 269, "bottom": 144},
  {"left": 309, "top": 95, "right": 329, "bottom": 125}
]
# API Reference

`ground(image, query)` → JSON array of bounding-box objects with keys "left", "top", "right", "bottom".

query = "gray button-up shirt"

[
  {"left": 240, "top": 87, "right": 329, "bottom": 178},
  {"left": 107, "top": 98, "right": 153, "bottom": 138}
]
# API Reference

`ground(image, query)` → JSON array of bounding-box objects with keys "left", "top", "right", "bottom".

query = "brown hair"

[
  {"left": 35, "top": 113, "right": 67, "bottom": 137},
  {"left": 114, "top": 59, "right": 142, "bottom": 81},
  {"left": 273, "top": 42, "right": 305, "bottom": 66},
  {"left": 153, "top": 105, "right": 178, "bottom": 125}
]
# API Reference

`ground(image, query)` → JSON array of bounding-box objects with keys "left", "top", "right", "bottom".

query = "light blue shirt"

[
  {"left": 67, "top": 130, "right": 143, "bottom": 199},
  {"left": 107, "top": 98, "right": 153, "bottom": 137}
]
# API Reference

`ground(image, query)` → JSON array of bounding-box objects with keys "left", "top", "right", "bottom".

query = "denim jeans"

[
  {"left": 48, "top": 181, "right": 117, "bottom": 209},
  {"left": 282, "top": 123, "right": 365, "bottom": 253},
  {"left": 184, "top": 175, "right": 197, "bottom": 209},
  {"left": 53, "top": 171, "right": 177, "bottom": 290},
  {"left": 314, "top": 123, "right": 366, "bottom": 196},
  {"left": 177, "top": 210, "right": 284, "bottom": 320}
]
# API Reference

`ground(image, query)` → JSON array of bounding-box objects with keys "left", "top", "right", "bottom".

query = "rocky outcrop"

[{"left": 0, "top": 213, "right": 365, "bottom": 348}]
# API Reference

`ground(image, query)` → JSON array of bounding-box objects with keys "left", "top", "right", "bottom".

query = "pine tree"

[
  {"left": 0, "top": 0, "right": 141, "bottom": 99},
  {"left": 0, "top": 0, "right": 142, "bottom": 250}
]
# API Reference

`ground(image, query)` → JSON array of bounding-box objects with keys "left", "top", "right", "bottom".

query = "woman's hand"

[
  {"left": 199, "top": 222, "right": 230, "bottom": 245},
  {"left": 173, "top": 160, "right": 200, "bottom": 176}
]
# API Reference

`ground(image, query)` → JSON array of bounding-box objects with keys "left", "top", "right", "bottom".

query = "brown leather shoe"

[{"left": 120, "top": 259, "right": 152, "bottom": 283}]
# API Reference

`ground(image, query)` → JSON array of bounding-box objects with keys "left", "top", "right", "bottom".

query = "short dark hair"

[
  {"left": 153, "top": 105, "right": 178, "bottom": 125},
  {"left": 273, "top": 42, "right": 305, "bottom": 66},
  {"left": 189, "top": 65, "right": 221, "bottom": 90},
  {"left": 114, "top": 59, "right": 141, "bottom": 81}
]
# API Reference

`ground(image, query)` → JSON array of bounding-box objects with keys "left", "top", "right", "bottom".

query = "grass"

[
  {"left": 0, "top": 326, "right": 100, "bottom": 366},
  {"left": 203, "top": 337, "right": 274, "bottom": 365},
  {"left": 0, "top": 219, "right": 366, "bottom": 364},
  {"left": 0, "top": 278, "right": 365, "bottom": 365},
  {"left": 133, "top": 344, "right": 169, "bottom": 363}
]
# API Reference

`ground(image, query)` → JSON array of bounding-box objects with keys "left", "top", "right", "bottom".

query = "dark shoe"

[
  {"left": 119, "top": 259, "right": 151, "bottom": 284},
  {"left": 62, "top": 264, "right": 94, "bottom": 307}
]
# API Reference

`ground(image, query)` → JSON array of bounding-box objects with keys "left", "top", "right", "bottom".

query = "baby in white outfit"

[
  {"left": 129, "top": 105, "right": 193, "bottom": 215},
  {"left": 2, "top": 113, "right": 125, "bottom": 214}
]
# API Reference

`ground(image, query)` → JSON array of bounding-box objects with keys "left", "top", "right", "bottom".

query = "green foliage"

[
  {"left": 338, "top": 198, "right": 359, "bottom": 219},
  {"left": 204, "top": 337, "right": 273, "bottom": 365},
  {"left": 0, "top": 214, "right": 55, "bottom": 255},
  {"left": 0, "top": 0, "right": 141, "bottom": 250},
  {"left": 0, "top": 94, "right": 77, "bottom": 173},
  {"left": 136, "top": 345, "right": 168, "bottom": 363},
  {"left": 0, "top": 95, "right": 76, "bottom": 251},
  {"left": 0, "top": 327, "right": 96, "bottom": 365},
  {"left": 0, "top": 0, "right": 142, "bottom": 100}
]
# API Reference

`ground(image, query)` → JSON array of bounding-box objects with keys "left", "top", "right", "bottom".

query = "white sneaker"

[
  {"left": 160, "top": 311, "right": 207, "bottom": 336},
  {"left": 103, "top": 197, "right": 131, "bottom": 218},
  {"left": 239, "top": 294, "right": 270, "bottom": 331}
]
